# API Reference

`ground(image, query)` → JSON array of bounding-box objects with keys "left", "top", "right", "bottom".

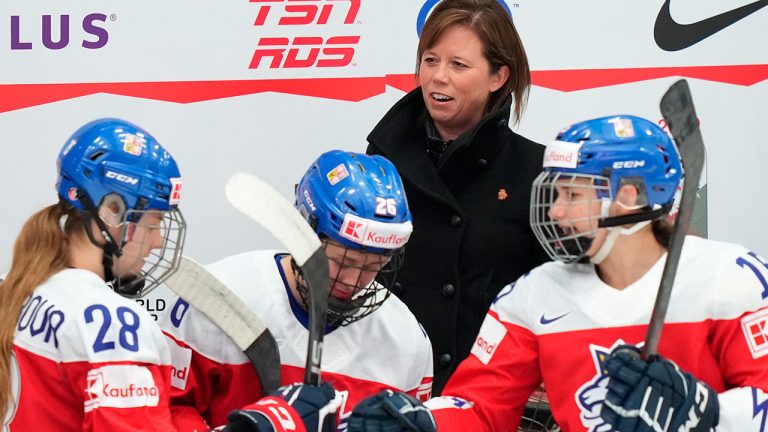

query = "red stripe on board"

[
  {"left": 530, "top": 64, "right": 768, "bottom": 92},
  {"left": 1, "top": 65, "right": 766, "bottom": 113},
  {"left": 0, "top": 77, "right": 384, "bottom": 113}
]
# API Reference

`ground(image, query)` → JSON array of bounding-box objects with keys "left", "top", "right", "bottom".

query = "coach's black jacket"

[{"left": 366, "top": 87, "right": 550, "bottom": 394}]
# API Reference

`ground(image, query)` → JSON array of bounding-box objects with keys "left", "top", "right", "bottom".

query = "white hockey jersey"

[
  {"left": 428, "top": 236, "right": 768, "bottom": 431},
  {"left": 159, "top": 250, "right": 433, "bottom": 430},
  {"left": 4, "top": 268, "right": 176, "bottom": 431}
]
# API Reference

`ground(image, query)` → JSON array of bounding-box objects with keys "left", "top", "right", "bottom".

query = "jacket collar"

[{"left": 367, "top": 87, "right": 512, "bottom": 211}]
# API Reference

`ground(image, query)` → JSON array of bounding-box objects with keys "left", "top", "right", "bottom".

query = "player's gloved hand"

[
  {"left": 225, "top": 382, "right": 342, "bottom": 432},
  {"left": 600, "top": 345, "right": 719, "bottom": 432},
  {"left": 347, "top": 390, "right": 436, "bottom": 432}
]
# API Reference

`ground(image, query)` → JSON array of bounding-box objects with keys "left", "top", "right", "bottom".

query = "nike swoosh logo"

[
  {"left": 654, "top": 0, "right": 768, "bottom": 51},
  {"left": 539, "top": 311, "right": 571, "bottom": 325}
]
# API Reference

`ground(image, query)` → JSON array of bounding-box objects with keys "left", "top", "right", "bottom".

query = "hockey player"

[
  {"left": 345, "top": 115, "right": 768, "bottom": 431},
  {"left": 0, "top": 119, "right": 343, "bottom": 432},
  {"left": 161, "top": 150, "right": 433, "bottom": 431},
  {"left": 0, "top": 119, "right": 187, "bottom": 430}
]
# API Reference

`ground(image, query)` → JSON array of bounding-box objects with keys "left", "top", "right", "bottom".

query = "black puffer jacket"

[{"left": 367, "top": 87, "right": 550, "bottom": 394}]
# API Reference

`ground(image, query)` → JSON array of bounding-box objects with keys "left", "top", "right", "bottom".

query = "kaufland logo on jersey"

[
  {"left": 470, "top": 314, "right": 507, "bottom": 365},
  {"left": 339, "top": 213, "right": 412, "bottom": 249},
  {"left": 249, "top": 0, "right": 361, "bottom": 69},
  {"left": 84, "top": 365, "right": 159, "bottom": 413}
]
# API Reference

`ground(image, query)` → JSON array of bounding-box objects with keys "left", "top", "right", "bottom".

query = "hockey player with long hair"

[
  {"left": 345, "top": 115, "right": 768, "bottom": 431},
  {"left": 161, "top": 150, "right": 433, "bottom": 431},
  {"left": 0, "top": 118, "right": 186, "bottom": 430}
]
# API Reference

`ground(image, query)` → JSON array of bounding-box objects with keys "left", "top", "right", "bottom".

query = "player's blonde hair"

[{"left": 0, "top": 202, "right": 85, "bottom": 416}]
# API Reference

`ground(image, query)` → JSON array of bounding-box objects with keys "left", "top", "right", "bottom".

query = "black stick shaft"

[{"left": 643, "top": 79, "right": 705, "bottom": 359}]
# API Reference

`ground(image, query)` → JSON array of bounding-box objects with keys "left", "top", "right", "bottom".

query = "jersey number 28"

[{"left": 84, "top": 304, "right": 141, "bottom": 353}]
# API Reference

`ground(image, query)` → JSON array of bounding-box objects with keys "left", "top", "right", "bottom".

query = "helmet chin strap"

[
  {"left": 589, "top": 198, "right": 657, "bottom": 264},
  {"left": 76, "top": 191, "right": 123, "bottom": 284},
  {"left": 589, "top": 220, "right": 651, "bottom": 264}
]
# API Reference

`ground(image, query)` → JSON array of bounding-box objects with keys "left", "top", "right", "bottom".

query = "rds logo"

[
  {"left": 416, "top": 0, "right": 512, "bottom": 36},
  {"left": 249, "top": 0, "right": 361, "bottom": 69}
]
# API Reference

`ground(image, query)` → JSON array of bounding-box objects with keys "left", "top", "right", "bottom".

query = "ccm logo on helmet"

[
  {"left": 612, "top": 160, "right": 646, "bottom": 169},
  {"left": 105, "top": 170, "right": 139, "bottom": 185}
]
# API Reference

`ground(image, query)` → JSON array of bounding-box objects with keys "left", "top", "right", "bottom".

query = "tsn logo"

[
  {"left": 249, "top": 0, "right": 361, "bottom": 69},
  {"left": 250, "top": 0, "right": 360, "bottom": 26}
]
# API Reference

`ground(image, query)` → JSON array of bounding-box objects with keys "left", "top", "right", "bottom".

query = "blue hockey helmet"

[
  {"left": 294, "top": 150, "right": 413, "bottom": 325},
  {"left": 55, "top": 118, "right": 186, "bottom": 297},
  {"left": 295, "top": 150, "right": 413, "bottom": 255},
  {"left": 57, "top": 118, "right": 183, "bottom": 216},
  {"left": 531, "top": 115, "right": 683, "bottom": 263}
]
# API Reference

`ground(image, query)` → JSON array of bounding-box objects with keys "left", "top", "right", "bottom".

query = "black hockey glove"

[
  {"left": 347, "top": 390, "right": 436, "bottom": 432},
  {"left": 226, "top": 382, "right": 341, "bottom": 432},
  {"left": 600, "top": 345, "right": 719, "bottom": 432}
]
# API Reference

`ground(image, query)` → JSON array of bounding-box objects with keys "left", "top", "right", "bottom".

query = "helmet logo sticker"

[
  {"left": 303, "top": 189, "right": 316, "bottom": 211},
  {"left": 374, "top": 197, "right": 397, "bottom": 217},
  {"left": 339, "top": 213, "right": 412, "bottom": 249},
  {"left": 326, "top": 163, "right": 349, "bottom": 185},
  {"left": 609, "top": 118, "right": 635, "bottom": 138},
  {"left": 612, "top": 160, "right": 646, "bottom": 169},
  {"left": 122, "top": 134, "right": 145, "bottom": 156},
  {"left": 105, "top": 170, "right": 139, "bottom": 185},
  {"left": 343, "top": 218, "right": 366, "bottom": 240},
  {"left": 68, "top": 187, "right": 78, "bottom": 201},
  {"left": 169, "top": 178, "right": 183, "bottom": 205},
  {"left": 543, "top": 140, "right": 581, "bottom": 169}
]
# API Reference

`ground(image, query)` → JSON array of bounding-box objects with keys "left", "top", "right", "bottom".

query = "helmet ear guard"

[{"left": 97, "top": 193, "right": 127, "bottom": 228}]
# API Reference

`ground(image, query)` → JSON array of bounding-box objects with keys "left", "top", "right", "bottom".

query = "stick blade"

[
  {"left": 225, "top": 172, "right": 321, "bottom": 266},
  {"left": 165, "top": 256, "right": 282, "bottom": 393},
  {"left": 660, "top": 80, "right": 705, "bottom": 169}
]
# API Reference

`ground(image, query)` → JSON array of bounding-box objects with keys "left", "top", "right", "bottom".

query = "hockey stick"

[
  {"left": 225, "top": 172, "right": 329, "bottom": 386},
  {"left": 165, "top": 256, "right": 282, "bottom": 393},
  {"left": 642, "top": 79, "right": 706, "bottom": 359}
]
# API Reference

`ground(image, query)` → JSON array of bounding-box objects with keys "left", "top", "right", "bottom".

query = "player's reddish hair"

[
  {"left": 416, "top": 0, "right": 530, "bottom": 123},
  {"left": 0, "top": 202, "right": 84, "bottom": 416}
]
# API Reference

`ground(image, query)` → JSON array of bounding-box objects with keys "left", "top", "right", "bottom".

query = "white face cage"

[
  {"left": 530, "top": 171, "right": 611, "bottom": 263},
  {"left": 112, "top": 208, "right": 186, "bottom": 298}
]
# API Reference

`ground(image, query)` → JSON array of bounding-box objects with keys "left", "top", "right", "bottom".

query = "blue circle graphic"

[{"left": 416, "top": 0, "right": 513, "bottom": 36}]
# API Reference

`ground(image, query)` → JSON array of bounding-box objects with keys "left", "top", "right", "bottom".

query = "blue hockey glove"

[
  {"left": 226, "top": 382, "right": 341, "bottom": 432},
  {"left": 600, "top": 345, "right": 719, "bottom": 432},
  {"left": 347, "top": 390, "right": 436, "bottom": 432}
]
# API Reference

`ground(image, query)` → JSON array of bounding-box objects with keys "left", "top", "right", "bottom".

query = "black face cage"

[
  {"left": 112, "top": 209, "right": 186, "bottom": 298},
  {"left": 519, "top": 386, "right": 560, "bottom": 432},
  {"left": 292, "top": 245, "right": 404, "bottom": 327}
]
